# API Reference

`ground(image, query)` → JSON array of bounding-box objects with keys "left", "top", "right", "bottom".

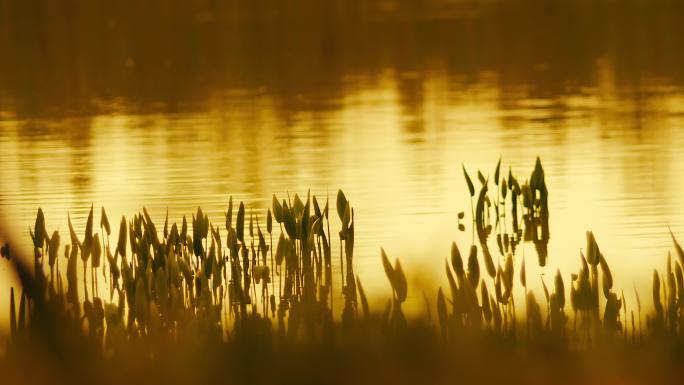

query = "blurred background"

[{"left": 1, "top": 0, "right": 684, "bottom": 328}]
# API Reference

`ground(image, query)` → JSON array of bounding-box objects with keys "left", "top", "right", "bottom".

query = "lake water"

[{"left": 1, "top": 0, "right": 684, "bottom": 325}]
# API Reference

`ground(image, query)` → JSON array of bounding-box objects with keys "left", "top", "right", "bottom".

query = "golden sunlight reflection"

[
  {"left": 2, "top": 75, "right": 684, "bottom": 324},
  {"left": 2, "top": 0, "right": 684, "bottom": 332}
]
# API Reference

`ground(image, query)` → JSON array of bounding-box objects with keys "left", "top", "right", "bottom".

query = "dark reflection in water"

[
  {"left": 1, "top": 0, "right": 684, "bottom": 314},
  {"left": 1, "top": 0, "right": 683, "bottom": 118}
]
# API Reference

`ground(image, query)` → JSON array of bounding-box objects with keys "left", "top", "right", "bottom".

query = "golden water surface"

[{"left": 1, "top": 0, "right": 684, "bottom": 329}]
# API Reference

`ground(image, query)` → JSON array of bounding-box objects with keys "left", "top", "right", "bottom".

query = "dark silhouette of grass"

[{"left": 2, "top": 158, "right": 684, "bottom": 385}]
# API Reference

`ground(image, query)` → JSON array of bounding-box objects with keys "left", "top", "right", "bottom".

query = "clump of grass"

[{"left": 2, "top": 158, "right": 684, "bottom": 385}]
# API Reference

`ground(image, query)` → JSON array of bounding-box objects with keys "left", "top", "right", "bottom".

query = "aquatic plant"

[{"left": 2, "top": 158, "right": 684, "bottom": 384}]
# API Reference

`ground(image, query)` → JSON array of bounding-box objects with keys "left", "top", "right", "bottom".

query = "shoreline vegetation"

[{"left": 1, "top": 158, "right": 684, "bottom": 384}]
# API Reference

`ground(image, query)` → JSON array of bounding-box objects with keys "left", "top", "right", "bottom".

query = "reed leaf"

[
  {"left": 445, "top": 260, "right": 458, "bottom": 304},
  {"left": 101, "top": 207, "right": 111, "bottom": 236},
  {"left": 462, "top": 164, "right": 475, "bottom": 197},
  {"left": 520, "top": 256, "right": 526, "bottom": 287},
  {"left": 482, "top": 245, "right": 496, "bottom": 279},
  {"left": 555, "top": 269, "right": 565, "bottom": 309},
  {"left": 600, "top": 254, "right": 613, "bottom": 298},
  {"left": 267, "top": 209, "right": 273, "bottom": 234},
  {"left": 586, "top": 231, "right": 600, "bottom": 266},
  {"left": 356, "top": 275, "right": 370, "bottom": 319},
  {"left": 541, "top": 276, "right": 550, "bottom": 303},
  {"left": 669, "top": 228, "right": 684, "bottom": 269},
  {"left": 336, "top": 189, "right": 347, "bottom": 221},
  {"left": 163, "top": 209, "right": 169, "bottom": 239},
  {"left": 504, "top": 253, "right": 514, "bottom": 291},
  {"left": 9, "top": 287, "right": 16, "bottom": 338},
  {"left": 34, "top": 208, "right": 46, "bottom": 249},
  {"left": 477, "top": 170, "right": 486, "bottom": 186},
  {"left": 451, "top": 241, "right": 464, "bottom": 283},
  {"left": 653, "top": 270, "right": 663, "bottom": 315},
  {"left": 48, "top": 231, "right": 60, "bottom": 268},
  {"left": 381, "top": 248, "right": 395, "bottom": 290},
  {"left": 117, "top": 216, "right": 127, "bottom": 258},
  {"left": 92, "top": 233, "right": 102, "bottom": 268},
  {"left": 494, "top": 157, "right": 501, "bottom": 186},
  {"left": 275, "top": 233, "right": 287, "bottom": 265},
  {"left": 437, "top": 288, "right": 447, "bottom": 337},
  {"left": 226, "top": 196, "right": 233, "bottom": 230},
  {"left": 249, "top": 210, "right": 254, "bottom": 238},
  {"left": 481, "top": 282, "right": 492, "bottom": 323},
  {"left": 85, "top": 204, "right": 94, "bottom": 245},
  {"left": 68, "top": 213, "right": 80, "bottom": 248},
  {"left": 236, "top": 202, "right": 245, "bottom": 243},
  {"left": 467, "top": 245, "right": 480, "bottom": 288},
  {"left": 283, "top": 202, "right": 297, "bottom": 239},
  {"left": 395, "top": 258, "right": 407, "bottom": 302}
]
